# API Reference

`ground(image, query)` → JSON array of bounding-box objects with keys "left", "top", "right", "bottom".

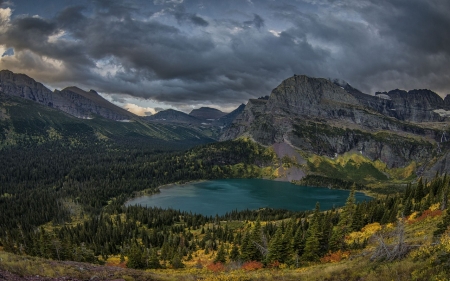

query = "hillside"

[
  {"left": 222, "top": 75, "right": 450, "bottom": 185},
  {"left": 0, "top": 92, "right": 214, "bottom": 150},
  {"left": 1, "top": 174, "right": 450, "bottom": 281}
]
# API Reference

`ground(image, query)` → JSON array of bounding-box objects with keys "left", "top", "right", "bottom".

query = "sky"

[{"left": 0, "top": 0, "right": 449, "bottom": 115}]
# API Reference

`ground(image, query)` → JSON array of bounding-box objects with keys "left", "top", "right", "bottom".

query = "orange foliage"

[
  {"left": 241, "top": 261, "right": 264, "bottom": 271},
  {"left": 267, "top": 261, "right": 281, "bottom": 269},
  {"left": 320, "top": 250, "right": 351, "bottom": 263},
  {"left": 207, "top": 262, "right": 225, "bottom": 272},
  {"left": 407, "top": 209, "right": 442, "bottom": 224}
]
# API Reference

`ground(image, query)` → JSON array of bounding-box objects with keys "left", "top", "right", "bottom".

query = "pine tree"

[
  {"left": 282, "top": 217, "right": 296, "bottom": 256},
  {"left": 170, "top": 253, "right": 185, "bottom": 269},
  {"left": 266, "top": 226, "right": 286, "bottom": 263},
  {"left": 240, "top": 219, "right": 264, "bottom": 261},
  {"left": 127, "top": 242, "right": 145, "bottom": 269},
  {"left": 147, "top": 248, "right": 161, "bottom": 269},
  {"left": 301, "top": 203, "right": 321, "bottom": 262},
  {"left": 434, "top": 210, "right": 450, "bottom": 237},
  {"left": 403, "top": 196, "right": 413, "bottom": 217},
  {"left": 229, "top": 243, "right": 240, "bottom": 261},
  {"left": 292, "top": 225, "right": 305, "bottom": 256},
  {"left": 414, "top": 177, "right": 425, "bottom": 202},
  {"left": 214, "top": 243, "right": 227, "bottom": 264},
  {"left": 329, "top": 185, "right": 356, "bottom": 251}
]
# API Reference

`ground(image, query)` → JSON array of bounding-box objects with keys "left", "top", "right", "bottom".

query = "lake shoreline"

[{"left": 125, "top": 178, "right": 373, "bottom": 216}]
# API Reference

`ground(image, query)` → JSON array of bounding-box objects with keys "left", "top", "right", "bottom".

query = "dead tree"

[{"left": 370, "top": 220, "right": 410, "bottom": 262}]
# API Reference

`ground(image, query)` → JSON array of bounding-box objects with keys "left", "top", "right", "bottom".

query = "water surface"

[{"left": 126, "top": 179, "right": 371, "bottom": 216}]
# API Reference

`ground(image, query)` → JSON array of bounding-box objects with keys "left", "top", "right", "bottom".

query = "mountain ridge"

[
  {"left": 222, "top": 74, "right": 450, "bottom": 180},
  {"left": 189, "top": 106, "right": 226, "bottom": 119},
  {"left": 0, "top": 70, "right": 135, "bottom": 121}
]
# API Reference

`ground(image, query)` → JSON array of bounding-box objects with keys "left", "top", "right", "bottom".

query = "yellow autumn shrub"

[{"left": 345, "top": 222, "right": 382, "bottom": 245}]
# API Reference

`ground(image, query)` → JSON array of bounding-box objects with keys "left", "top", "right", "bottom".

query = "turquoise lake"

[{"left": 126, "top": 179, "right": 372, "bottom": 216}]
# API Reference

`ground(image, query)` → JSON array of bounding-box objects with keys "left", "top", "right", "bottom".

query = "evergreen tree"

[
  {"left": 403, "top": 196, "right": 413, "bottom": 217},
  {"left": 147, "top": 248, "right": 161, "bottom": 269},
  {"left": 301, "top": 203, "right": 321, "bottom": 262},
  {"left": 434, "top": 210, "right": 450, "bottom": 237},
  {"left": 240, "top": 219, "right": 263, "bottom": 261},
  {"left": 329, "top": 186, "right": 356, "bottom": 251},
  {"left": 229, "top": 243, "right": 240, "bottom": 261},
  {"left": 249, "top": 218, "right": 264, "bottom": 261},
  {"left": 292, "top": 225, "right": 305, "bottom": 257},
  {"left": 214, "top": 243, "right": 227, "bottom": 264},
  {"left": 414, "top": 177, "right": 425, "bottom": 202},
  {"left": 266, "top": 226, "right": 286, "bottom": 263},
  {"left": 170, "top": 253, "right": 185, "bottom": 269},
  {"left": 282, "top": 217, "right": 296, "bottom": 256},
  {"left": 127, "top": 242, "right": 145, "bottom": 269}
]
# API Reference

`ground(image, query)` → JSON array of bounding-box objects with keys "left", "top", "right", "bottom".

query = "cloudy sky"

[{"left": 0, "top": 0, "right": 449, "bottom": 114}]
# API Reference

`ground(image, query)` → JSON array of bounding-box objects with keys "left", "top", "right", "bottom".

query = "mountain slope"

[
  {"left": 213, "top": 103, "right": 246, "bottom": 127},
  {"left": 222, "top": 74, "right": 450, "bottom": 182},
  {"left": 0, "top": 70, "right": 135, "bottom": 120},
  {"left": 0, "top": 92, "right": 214, "bottom": 150}
]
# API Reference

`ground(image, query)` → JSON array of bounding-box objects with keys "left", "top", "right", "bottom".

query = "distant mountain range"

[
  {"left": 0, "top": 70, "right": 134, "bottom": 121},
  {"left": 2, "top": 69, "right": 450, "bottom": 182},
  {"left": 0, "top": 70, "right": 246, "bottom": 141},
  {"left": 0, "top": 70, "right": 218, "bottom": 149},
  {"left": 145, "top": 104, "right": 245, "bottom": 139}
]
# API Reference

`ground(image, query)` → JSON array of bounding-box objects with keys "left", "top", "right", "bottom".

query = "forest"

[{"left": 1, "top": 128, "right": 450, "bottom": 280}]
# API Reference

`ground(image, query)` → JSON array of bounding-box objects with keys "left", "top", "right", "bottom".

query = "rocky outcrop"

[
  {"left": 220, "top": 99, "right": 268, "bottom": 141},
  {"left": 422, "top": 149, "right": 450, "bottom": 179},
  {"left": 266, "top": 75, "right": 360, "bottom": 118},
  {"left": 222, "top": 74, "right": 448, "bottom": 169},
  {"left": 0, "top": 70, "right": 134, "bottom": 120}
]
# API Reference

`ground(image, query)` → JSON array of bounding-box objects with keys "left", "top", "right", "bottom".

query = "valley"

[{"left": 1, "top": 71, "right": 450, "bottom": 280}]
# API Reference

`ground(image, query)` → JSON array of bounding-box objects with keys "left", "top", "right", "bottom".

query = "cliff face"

[
  {"left": 265, "top": 75, "right": 360, "bottom": 118},
  {"left": 0, "top": 70, "right": 134, "bottom": 121},
  {"left": 222, "top": 75, "right": 448, "bottom": 170},
  {"left": 0, "top": 70, "right": 61, "bottom": 107}
]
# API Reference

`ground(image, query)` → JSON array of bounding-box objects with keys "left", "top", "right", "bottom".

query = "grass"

[{"left": 307, "top": 152, "right": 419, "bottom": 187}]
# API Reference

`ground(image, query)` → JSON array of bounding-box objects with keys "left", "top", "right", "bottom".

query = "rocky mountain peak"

[
  {"left": 222, "top": 74, "right": 450, "bottom": 170},
  {"left": 265, "top": 74, "right": 360, "bottom": 117}
]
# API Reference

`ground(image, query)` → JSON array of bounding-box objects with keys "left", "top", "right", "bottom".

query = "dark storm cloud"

[
  {"left": 244, "top": 14, "right": 264, "bottom": 30},
  {"left": 1, "top": 0, "right": 450, "bottom": 109},
  {"left": 172, "top": 5, "right": 209, "bottom": 27}
]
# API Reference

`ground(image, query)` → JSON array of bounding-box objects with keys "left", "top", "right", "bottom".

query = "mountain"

[
  {"left": 0, "top": 70, "right": 134, "bottom": 120},
  {"left": 222, "top": 74, "right": 450, "bottom": 181},
  {"left": 189, "top": 107, "right": 226, "bottom": 119},
  {"left": 213, "top": 103, "right": 246, "bottom": 127},
  {"left": 0, "top": 91, "right": 214, "bottom": 150},
  {"left": 145, "top": 108, "right": 203, "bottom": 124},
  {"left": 144, "top": 105, "right": 245, "bottom": 140}
]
